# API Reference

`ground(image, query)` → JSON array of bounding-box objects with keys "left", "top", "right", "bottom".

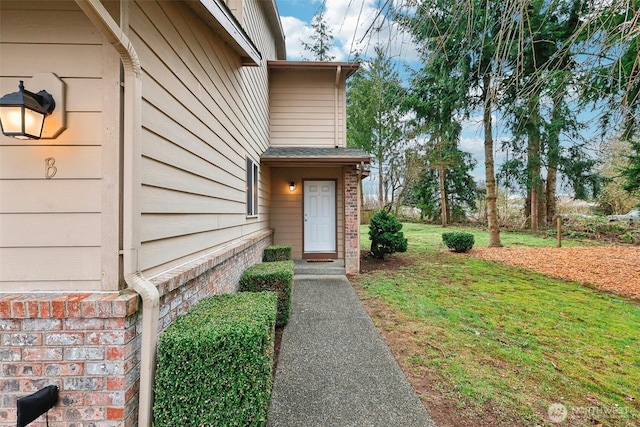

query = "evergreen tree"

[
  {"left": 575, "top": 0, "right": 640, "bottom": 198},
  {"left": 397, "top": 0, "right": 504, "bottom": 243},
  {"left": 301, "top": 10, "right": 335, "bottom": 61},
  {"left": 411, "top": 151, "right": 478, "bottom": 223},
  {"left": 622, "top": 140, "right": 640, "bottom": 194},
  {"left": 347, "top": 46, "right": 407, "bottom": 208}
]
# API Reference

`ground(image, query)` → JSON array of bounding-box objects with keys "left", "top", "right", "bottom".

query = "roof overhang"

[
  {"left": 261, "top": 147, "right": 370, "bottom": 166},
  {"left": 268, "top": 60, "right": 360, "bottom": 78},
  {"left": 185, "top": 0, "right": 262, "bottom": 66}
]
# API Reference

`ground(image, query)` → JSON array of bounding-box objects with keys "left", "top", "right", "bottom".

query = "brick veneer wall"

[
  {"left": 151, "top": 230, "right": 273, "bottom": 335},
  {"left": 0, "top": 292, "right": 140, "bottom": 427},
  {"left": 0, "top": 229, "right": 273, "bottom": 427},
  {"left": 344, "top": 167, "right": 360, "bottom": 275}
]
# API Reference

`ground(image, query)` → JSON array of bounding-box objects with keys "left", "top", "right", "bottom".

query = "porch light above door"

[
  {"left": 0, "top": 81, "right": 55, "bottom": 140},
  {"left": 289, "top": 180, "right": 297, "bottom": 192}
]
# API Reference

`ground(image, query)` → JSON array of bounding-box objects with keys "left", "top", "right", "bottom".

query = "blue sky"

[{"left": 275, "top": 0, "right": 420, "bottom": 63}]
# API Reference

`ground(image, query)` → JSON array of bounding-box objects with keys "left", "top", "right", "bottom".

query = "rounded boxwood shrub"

[{"left": 442, "top": 231, "right": 475, "bottom": 253}]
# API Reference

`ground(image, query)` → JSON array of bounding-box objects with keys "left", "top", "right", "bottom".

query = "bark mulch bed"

[{"left": 467, "top": 245, "right": 640, "bottom": 300}]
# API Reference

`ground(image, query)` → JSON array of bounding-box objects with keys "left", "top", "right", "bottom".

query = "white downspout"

[
  {"left": 334, "top": 65, "right": 341, "bottom": 148},
  {"left": 74, "top": 1, "right": 159, "bottom": 426}
]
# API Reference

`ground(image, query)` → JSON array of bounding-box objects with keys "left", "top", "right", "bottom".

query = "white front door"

[{"left": 304, "top": 180, "right": 336, "bottom": 253}]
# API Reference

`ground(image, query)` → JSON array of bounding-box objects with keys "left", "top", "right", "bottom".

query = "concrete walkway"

[{"left": 267, "top": 261, "right": 436, "bottom": 427}]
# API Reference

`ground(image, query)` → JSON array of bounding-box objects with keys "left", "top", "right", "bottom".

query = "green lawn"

[{"left": 354, "top": 223, "right": 640, "bottom": 426}]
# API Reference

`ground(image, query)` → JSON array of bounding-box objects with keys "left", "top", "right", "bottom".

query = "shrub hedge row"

[
  {"left": 262, "top": 245, "right": 292, "bottom": 262},
  {"left": 442, "top": 231, "right": 475, "bottom": 253},
  {"left": 153, "top": 291, "right": 277, "bottom": 427},
  {"left": 239, "top": 260, "right": 294, "bottom": 327}
]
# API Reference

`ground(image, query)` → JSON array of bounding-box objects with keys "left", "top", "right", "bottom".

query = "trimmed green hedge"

[
  {"left": 153, "top": 292, "right": 277, "bottom": 427},
  {"left": 442, "top": 231, "right": 475, "bottom": 253},
  {"left": 239, "top": 261, "right": 294, "bottom": 327},
  {"left": 263, "top": 245, "right": 292, "bottom": 262}
]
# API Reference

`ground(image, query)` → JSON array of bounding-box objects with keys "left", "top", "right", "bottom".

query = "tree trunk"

[
  {"left": 546, "top": 96, "right": 561, "bottom": 225},
  {"left": 377, "top": 150, "right": 384, "bottom": 209},
  {"left": 527, "top": 98, "right": 542, "bottom": 232},
  {"left": 546, "top": 173, "right": 556, "bottom": 224},
  {"left": 483, "top": 72, "right": 502, "bottom": 246},
  {"left": 438, "top": 143, "right": 448, "bottom": 227}
]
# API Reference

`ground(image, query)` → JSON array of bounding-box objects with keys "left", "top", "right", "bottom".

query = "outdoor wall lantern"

[
  {"left": 0, "top": 81, "right": 55, "bottom": 140},
  {"left": 0, "top": 73, "right": 66, "bottom": 140},
  {"left": 289, "top": 180, "right": 297, "bottom": 192}
]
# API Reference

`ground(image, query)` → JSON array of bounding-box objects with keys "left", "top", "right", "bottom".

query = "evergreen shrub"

[
  {"left": 442, "top": 232, "right": 475, "bottom": 253},
  {"left": 154, "top": 292, "right": 277, "bottom": 427},
  {"left": 368, "top": 210, "right": 408, "bottom": 259},
  {"left": 263, "top": 245, "right": 292, "bottom": 262},
  {"left": 239, "top": 261, "right": 294, "bottom": 327}
]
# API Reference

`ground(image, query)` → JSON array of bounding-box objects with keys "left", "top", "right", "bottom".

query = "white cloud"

[
  {"left": 280, "top": 16, "right": 310, "bottom": 60},
  {"left": 280, "top": 0, "right": 420, "bottom": 63}
]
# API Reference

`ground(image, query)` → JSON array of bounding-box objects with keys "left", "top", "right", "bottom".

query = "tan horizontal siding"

[
  {"left": 270, "top": 105, "right": 335, "bottom": 114},
  {"left": 241, "top": 0, "right": 275, "bottom": 149},
  {"left": 0, "top": 247, "right": 102, "bottom": 282},
  {"left": 139, "top": 72, "right": 245, "bottom": 172},
  {"left": 142, "top": 129, "right": 243, "bottom": 189},
  {"left": 133, "top": 0, "right": 275, "bottom": 275},
  {"left": 271, "top": 118, "right": 336, "bottom": 127},
  {"left": 140, "top": 220, "right": 269, "bottom": 273},
  {"left": 141, "top": 214, "right": 241, "bottom": 242},
  {"left": 0, "top": 2, "right": 120, "bottom": 291},
  {"left": 141, "top": 185, "right": 244, "bottom": 214},
  {"left": 0, "top": 213, "right": 101, "bottom": 247},
  {"left": 0, "top": 181, "right": 102, "bottom": 213},
  {"left": 0, "top": 146, "right": 102, "bottom": 179},
  {"left": 141, "top": 157, "right": 243, "bottom": 203},
  {"left": 0, "top": 44, "right": 104, "bottom": 77},
  {"left": 0, "top": 9, "right": 103, "bottom": 44},
  {"left": 270, "top": 98, "right": 335, "bottom": 108},
  {"left": 270, "top": 69, "right": 340, "bottom": 147}
]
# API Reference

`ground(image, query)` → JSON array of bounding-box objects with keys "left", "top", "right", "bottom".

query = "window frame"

[{"left": 246, "top": 157, "right": 259, "bottom": 217}]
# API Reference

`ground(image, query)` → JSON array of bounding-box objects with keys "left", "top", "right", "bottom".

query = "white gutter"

[{"left": 73, "top": 1, "right": 159, "bottom": 426}]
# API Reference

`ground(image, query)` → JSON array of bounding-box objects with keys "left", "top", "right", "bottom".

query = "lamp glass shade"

[
  {"left": 0, "top": 81, "right": 54, "bottom": 140},
  {"left": 289, "top": 181, "right": 296, "bottom": 191},
  {"left": 0, "top": 105, "right": 46, "bottom": 139}
]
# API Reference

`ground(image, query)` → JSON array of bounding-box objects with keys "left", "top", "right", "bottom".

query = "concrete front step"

[{"left": 293, "top": 259, "right": 346, "bottom": 276}]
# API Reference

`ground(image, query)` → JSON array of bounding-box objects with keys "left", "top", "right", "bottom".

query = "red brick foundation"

[
  {"left": 0, "top": 292, "right": 140, "bottom": 427},
  {"left": 0, "top": 230, "right": 272, "bottom": 427}
]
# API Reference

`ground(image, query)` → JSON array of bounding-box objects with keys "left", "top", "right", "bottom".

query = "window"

[{"left": 246, "top": 157, "right": 259, "bottom": 217}]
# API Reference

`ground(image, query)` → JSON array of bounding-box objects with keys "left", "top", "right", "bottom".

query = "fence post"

[{"left": 557, "top": 217, "right": 562, "bottom": 248}]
